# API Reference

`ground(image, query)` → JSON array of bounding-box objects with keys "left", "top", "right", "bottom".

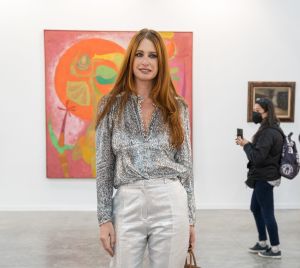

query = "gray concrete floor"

[{"left": 0, "top": 210, "right": 299, "bottom": 268}]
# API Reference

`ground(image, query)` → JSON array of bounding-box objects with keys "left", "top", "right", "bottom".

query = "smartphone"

[{"left": 237, "top": 128, "right": 243, "bottom": 139}]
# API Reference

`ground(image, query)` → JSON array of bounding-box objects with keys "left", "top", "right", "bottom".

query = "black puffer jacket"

[{"left": 243, "top": 126, "right": 283, "bottom": 188}]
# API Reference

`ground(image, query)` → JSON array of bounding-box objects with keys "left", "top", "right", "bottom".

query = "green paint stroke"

[
  {"left": 112, "top": 53, "right": 124, "bottom": 68},
  {"left": 48, "top": 122, "right": 73, "bottom": 154},
  {"left": 95, "top": 65, "right": 117, "bottom": 85},
  {"left": 77, "top": 54, "right": 91, "bottom": 71},
  {"left": 170, "top": 67, "right": 179, "bottom": 74},
  {"left": 66, "top": 81, "right": 90, "bottom": 106}
]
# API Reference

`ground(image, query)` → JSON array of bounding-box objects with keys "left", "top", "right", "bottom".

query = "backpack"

[{"left": 279, "top": 132, "right": 300, "bottom": 180}]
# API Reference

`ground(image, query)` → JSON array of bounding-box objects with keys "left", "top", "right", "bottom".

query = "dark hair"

[{"left": 253, "top": 97, "right": 280, "bottom": 143}]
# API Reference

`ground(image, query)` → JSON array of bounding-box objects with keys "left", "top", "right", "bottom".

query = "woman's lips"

[{"left": 139, "top": 68, "right": 151, "bottom": 74}]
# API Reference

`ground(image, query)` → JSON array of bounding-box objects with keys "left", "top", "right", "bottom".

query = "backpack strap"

[{"left": 268, "top": 126, "right": 287, "bottom": 139}]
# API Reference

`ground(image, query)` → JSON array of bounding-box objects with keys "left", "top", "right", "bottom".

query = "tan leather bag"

[{"left": 184, "top": 247, "right": 201, "bottom": 268}]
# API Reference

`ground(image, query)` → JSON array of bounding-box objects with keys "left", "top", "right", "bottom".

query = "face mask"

[{"left": 252, "top": 111, "right": 263, "bottom": 124}]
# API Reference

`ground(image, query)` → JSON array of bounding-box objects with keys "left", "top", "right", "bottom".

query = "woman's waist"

[{"left": 114, "top": 176, "right": 180, "bottom": 189}]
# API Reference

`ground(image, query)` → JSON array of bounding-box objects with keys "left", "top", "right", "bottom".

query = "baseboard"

[
  {"left": 0, "top": 206, "right": 96, "bottom": 211},
  {"left": 195, "top": 203, "right": 300, "bottom": 209},
  {"left": 0, "top": 203, "right": 299, "bottom": 211}
]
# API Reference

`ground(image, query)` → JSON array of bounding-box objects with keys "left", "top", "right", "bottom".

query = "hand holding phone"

[{"left": 237, "top": 128, "right": 243, "bottom": 139}]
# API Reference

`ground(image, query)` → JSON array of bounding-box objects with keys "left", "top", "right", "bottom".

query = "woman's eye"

[
  {"left": 135, "top": 52, "right": 143, "bottom": 57},
  {"left": 149, "top": 53, "right": 157, "bottom": 58}
]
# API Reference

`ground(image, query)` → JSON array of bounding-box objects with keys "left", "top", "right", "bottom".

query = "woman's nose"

[{"left": 141, "top": 57, "right": 150, "bottom": 65}]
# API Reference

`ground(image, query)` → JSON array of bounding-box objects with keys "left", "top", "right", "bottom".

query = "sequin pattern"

[{"left": 96, "top": 93, "right": 196, "bottom": 225}]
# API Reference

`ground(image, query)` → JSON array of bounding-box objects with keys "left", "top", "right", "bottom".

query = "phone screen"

[{"left": 237, "top": 128, "right": 243, "bottom": 139}]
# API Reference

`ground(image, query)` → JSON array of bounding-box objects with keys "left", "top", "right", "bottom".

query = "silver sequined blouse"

[{"left": 96, "top": 93, "right": 196, "bottom": 225}]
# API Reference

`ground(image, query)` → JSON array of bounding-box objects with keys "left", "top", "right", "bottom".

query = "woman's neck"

[{"left": 135, "top": 80, "right": 153, "bottom": 99}]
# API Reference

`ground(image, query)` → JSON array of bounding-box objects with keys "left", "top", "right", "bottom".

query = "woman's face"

[
  {"left": 253, "top": 103, "right": 268, "bottom": 119},
  {"left": 133, "top": 38, "right": 158, "bottom": 83}
]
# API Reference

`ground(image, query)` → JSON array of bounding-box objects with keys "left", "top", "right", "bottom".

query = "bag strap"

[
  {"left": 267, "top": 126, "right": 286, "bottom": 138},
  {"left": 185, "top": 248, "right": 198, "bottom": 266}
]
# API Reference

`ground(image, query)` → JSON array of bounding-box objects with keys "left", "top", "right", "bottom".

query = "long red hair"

[{"left": 96, "top": 28, "right": 186, "bottom": 148}]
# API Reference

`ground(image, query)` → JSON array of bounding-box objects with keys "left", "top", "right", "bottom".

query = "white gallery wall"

[{"left": 0, "top": 0, "right": 300, "bottom": 211}]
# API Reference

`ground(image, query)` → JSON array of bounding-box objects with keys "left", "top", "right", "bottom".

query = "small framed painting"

[{"left": 247, "top": 81, "right": 296, "bottom": 122}]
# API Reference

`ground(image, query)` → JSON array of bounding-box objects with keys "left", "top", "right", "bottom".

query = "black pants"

[{"left": 250, "top": 180, "right": 280, "bottom": 246}]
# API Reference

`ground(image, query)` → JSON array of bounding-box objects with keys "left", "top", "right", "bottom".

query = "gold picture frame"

[{"left": 248, "top": 81, "right": 296, "bottom": 122}]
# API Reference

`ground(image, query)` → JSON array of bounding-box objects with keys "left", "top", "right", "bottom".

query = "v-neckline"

[{"left": 131, "top": 94, "right": 157, "bottom": 140}]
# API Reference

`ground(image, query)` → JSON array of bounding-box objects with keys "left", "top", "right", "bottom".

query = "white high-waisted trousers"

[{"left": 109, "top": 178, "right": 190, "bottom": 268}]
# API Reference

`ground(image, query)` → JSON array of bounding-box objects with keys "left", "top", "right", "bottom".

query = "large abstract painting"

[{"left": 44, "top": 30, "right": 193, "bottom": 178}]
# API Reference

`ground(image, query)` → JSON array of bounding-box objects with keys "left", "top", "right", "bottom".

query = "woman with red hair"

[{"left": 96, "top": 28, "right": 195, "bottom": 267}]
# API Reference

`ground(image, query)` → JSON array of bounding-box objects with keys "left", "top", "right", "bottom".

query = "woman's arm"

[
  {"left": 243, "top": 129, "right": 274, "bottom": 166},
  {"left": 175, "top": 102, "right": 196, "bottom": 225},
  {"left": 96, "top": 97, "right": 115, "bottom": 226}
]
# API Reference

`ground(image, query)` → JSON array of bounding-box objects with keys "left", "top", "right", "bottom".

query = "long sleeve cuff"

[
  {"left": 97, "top": 199, "right": 113, "bottom": 226},
  {"left": 188, "top": 195, "right": 196, "bottom": 225}
]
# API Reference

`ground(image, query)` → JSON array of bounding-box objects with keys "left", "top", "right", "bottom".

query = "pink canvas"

[{"left": 44, "top": 30, "right": 193, "bottom": 178}]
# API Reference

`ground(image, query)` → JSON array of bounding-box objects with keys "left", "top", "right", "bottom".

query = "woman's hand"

[
  {"left": 189, "top": 225, "right": 196, "bottom": 250},
  {"left": 99, "top": 221, "right": 115, "bottom": 257},
  {"left": 236, "top": 136, "right": 249, "bottom": 147}
]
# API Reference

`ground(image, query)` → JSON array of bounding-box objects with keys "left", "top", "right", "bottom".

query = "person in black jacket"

[{"left": 236, "top": 98, "right": 283, "bottom": 259}]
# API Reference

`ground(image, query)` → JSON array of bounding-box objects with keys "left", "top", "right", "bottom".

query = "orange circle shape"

[{"left": 54, "top": 38, "right": 125, "bottom": 121}]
